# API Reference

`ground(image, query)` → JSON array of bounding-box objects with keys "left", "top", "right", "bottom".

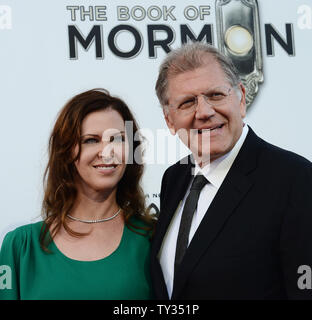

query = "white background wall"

[{"left": 1, "top": 0, "right": 311, "bottom": 243}]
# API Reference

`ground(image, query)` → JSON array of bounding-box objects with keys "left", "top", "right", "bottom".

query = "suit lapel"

[
  {"left": 171, "top": 128, "right": 264, "bottom": 299},
  {"left": 151, "top": 157, "right": 193, "bottom": 299},
  {"left": 153, "top": 159, "right": 193, "bottom": 256}
]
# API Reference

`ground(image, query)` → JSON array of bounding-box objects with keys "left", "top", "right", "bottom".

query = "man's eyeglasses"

[{"left": 168, "top": 86, "right": 234, "bottom": 115}]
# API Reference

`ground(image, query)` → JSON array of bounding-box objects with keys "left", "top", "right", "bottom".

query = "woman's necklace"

[{"left": 67, "top": 208, "right": 121, "bottom": 224}]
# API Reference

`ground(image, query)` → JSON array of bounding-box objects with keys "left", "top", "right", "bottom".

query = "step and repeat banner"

[{"left": 1, "top": 0, "right": 312, "bottom": 241}]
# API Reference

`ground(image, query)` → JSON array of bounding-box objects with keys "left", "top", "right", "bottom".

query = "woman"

[{"left": 0, "top": 89, "right": 154, "bottom": 300}]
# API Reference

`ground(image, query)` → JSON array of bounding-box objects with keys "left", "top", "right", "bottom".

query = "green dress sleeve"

[{"left": 0, "top": 227, "right": 26, "bottom": 300}]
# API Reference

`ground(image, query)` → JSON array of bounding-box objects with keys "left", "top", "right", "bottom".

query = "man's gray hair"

[{"left": 155, "top": 42, "right": 241, "bottom": 107}]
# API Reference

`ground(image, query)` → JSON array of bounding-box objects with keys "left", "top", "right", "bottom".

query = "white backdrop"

[{"left": 1, "top": 0, "right": 312, "bottom": 243}]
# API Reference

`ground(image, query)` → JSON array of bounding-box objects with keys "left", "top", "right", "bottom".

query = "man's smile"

[{"left": 197, "top": 123, "right": 225, "bottom": 134}]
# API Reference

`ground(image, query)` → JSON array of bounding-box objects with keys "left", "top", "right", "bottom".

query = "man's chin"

[
  {"left": 191, "top": 150, "right": 211, "bottom": 167},
  {"left": 191, "top": 145, "right": 229, "bottom": 165}
]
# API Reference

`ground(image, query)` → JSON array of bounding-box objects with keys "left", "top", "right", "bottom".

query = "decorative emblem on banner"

[{"left": 216, "top": 0, "right": 263, "bottom": 108}]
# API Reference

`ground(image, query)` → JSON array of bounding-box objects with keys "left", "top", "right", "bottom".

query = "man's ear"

[
  {"left": 163, "top": 107, "right": 176, "bottom": 135},
  {"left": 238, "top": 83, "right": 247, "bottom": 118}
]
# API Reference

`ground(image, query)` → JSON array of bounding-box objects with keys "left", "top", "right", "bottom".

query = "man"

[{"left": 150, "top": 42, "right": 312, "bottom": 299}]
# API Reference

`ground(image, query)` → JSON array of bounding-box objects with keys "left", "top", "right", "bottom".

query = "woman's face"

[{"left": 73, "top": 108, "right": 129, "bottom": 197}]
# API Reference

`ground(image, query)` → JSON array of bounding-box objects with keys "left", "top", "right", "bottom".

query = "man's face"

[{"left": 164, "top": 57, "right": 246, "bottom": 166}]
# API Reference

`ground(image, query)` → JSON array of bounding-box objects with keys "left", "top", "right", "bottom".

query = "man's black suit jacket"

[{"left": 150, "top": 127, "right": 312, "bottom": 299}]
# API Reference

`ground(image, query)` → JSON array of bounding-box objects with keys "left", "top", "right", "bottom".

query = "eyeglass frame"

[{"left": 165, "top": 85, "right": 240, "bottom": 115}]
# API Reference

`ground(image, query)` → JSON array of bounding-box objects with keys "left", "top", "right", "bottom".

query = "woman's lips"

[{"left": 93, "top": 164, "right": 118, "bottom": 174}]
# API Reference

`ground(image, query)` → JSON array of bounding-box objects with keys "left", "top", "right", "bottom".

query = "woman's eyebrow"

[
  {"left": 80, "top": 134, "right": 100, "bottom": 138},
  {"left": 81, "top": 131, "right": 126, "bottom": 137},
  {"left": 104, "top": 131, "right": 126, "bottom": 136}
]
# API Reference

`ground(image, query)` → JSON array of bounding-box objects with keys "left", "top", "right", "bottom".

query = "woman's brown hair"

[{"left": 40, "top": 88, "right": 153, "bottom": 252}]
